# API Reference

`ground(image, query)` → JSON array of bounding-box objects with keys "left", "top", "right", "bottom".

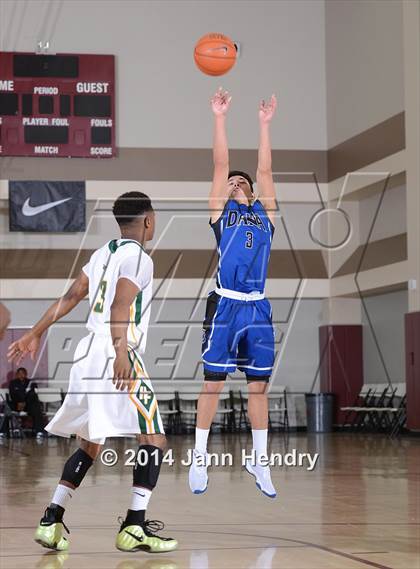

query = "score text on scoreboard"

[{"left": 0, "top": 52, "right": 115, "bottom": 158}]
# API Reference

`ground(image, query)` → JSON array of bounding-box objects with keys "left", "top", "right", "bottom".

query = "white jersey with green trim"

[{"left": 82, "top": 238, "right": 153, "bottom": 352}]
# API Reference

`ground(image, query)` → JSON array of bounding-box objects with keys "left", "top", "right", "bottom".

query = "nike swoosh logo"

[
  {"left": 21, "top": 197, "right": 72, "bottom": 217},
  {"left": 134, "top": 491, "right": 146, "bottom": 498},
  {"left": 125, "top": 530, "right": 144, "bottom": 542}
]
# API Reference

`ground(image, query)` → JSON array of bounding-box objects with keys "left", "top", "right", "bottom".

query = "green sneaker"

[
  {"left": 34, "top": 507, "right": 69, "bottom": 551},
  {"left": 116, "top": 519, "right": 178, "bottom": 553}
]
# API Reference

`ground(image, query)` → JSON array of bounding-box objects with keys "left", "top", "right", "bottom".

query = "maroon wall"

[
  {"left": 319, "top": 325, "right": 364, "bottom": 424},
  {"left": 405, "top": 311, "right": 420, "bottom": 431}
]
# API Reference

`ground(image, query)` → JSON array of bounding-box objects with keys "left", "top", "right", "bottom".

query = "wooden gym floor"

[{"left": 0, "top": 433, "right": 419, "bottom": 569}]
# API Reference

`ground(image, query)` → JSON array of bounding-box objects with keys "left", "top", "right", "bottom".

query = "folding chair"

[
  {"left": 213, "top": 392, "right": 235, "bottom": 432},
  {"left": 178, "top": 393, "right": 199, "bottom": 433},
  {"left": 389, "top": 394, "right": 407, "bottom": 437},
  {"left": 5, "top": 389, "right": 28, "bottom": 438},
  {"left": 232, "top": 388, "right": 249, "bottom": 431},
  {"left": 366, "top": 386, "right": 401, "bottom": 432},
  {"left": 341, "top": 385, "right": 383, "bottom": 431},
  {"left": 157, "top": 392, "right": 179, "bottom": 434},
  {"left": 353, "top": 386, "right": 391, "bottom": 432},
  {"left": 268, "top": 387, "right": 289, "bottom": 433},
  {"left": 376, "top": 383, "right": 407, "bottom": 436},
  {"left": 0, "top": 389, "right": 12, "bottom": 437},
  {"left": 340, "top": 384, "right": 374, "bottom": 429},
  {"left": 37, "top": 390, "right": 64, "bottom": 422}
]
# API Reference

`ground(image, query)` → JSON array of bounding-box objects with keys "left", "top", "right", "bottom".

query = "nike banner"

[{"left": 9, "top": 181, "right": 86, "bottom": 232}]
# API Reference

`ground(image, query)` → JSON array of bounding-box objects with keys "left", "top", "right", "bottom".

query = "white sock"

[
  {"left": 51, "top": 484, "right": 74, "bottom": 509},
  {"left": 195, "top": 427, "right": 210, "bottom": 455},
  {"left": 131, "top": 487, "right": 152, "bottom": 511},
  {"left": 252, "top": 429, "right": 268, "bottom": 463}
]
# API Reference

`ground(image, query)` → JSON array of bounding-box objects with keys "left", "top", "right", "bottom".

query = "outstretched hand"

[
  {"left": 211, "top": 87, "right": 232, "bottom": 116},
  {"left": 259, "top": 94, "right": 277, "bottom": 124},
  {"left": 7, "top": 331, "right": 40, "bottom": 364}
]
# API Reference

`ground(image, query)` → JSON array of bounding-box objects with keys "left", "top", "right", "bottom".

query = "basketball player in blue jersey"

[{"left": 189, "top": 88, "right": 278, "bottom": 497}]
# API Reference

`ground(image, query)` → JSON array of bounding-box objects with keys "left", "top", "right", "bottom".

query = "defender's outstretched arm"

[
  {"left": 209, "top": 88, "right": 232, "bottom": 223},
  {"left": 7, "top": 271, "right": 89, "bottom": 364},
  {"left": 256, "top": 94, "right": 277, "bottom": 225}
]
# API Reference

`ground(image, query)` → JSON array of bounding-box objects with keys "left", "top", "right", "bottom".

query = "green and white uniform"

[{"left": 45, "top": 239, "right": 164, "bottom": 443}]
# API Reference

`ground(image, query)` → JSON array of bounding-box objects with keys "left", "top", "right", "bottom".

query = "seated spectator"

[
  {"left": 9, "top": 367, "right": 45, "bottom": 438},
  {"left": 0, "top": 393, "right": 12, "bottom": 437}
]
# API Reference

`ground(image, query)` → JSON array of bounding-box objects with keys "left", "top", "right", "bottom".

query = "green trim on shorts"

[{"left": 127, "top": 349, "right": 162, "bottom": 435}]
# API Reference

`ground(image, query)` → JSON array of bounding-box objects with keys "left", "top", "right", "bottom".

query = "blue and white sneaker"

[
  {"left": 245, "top": 459, "right": 276, "bottom": 498},
  {"left": 188, "top": 449, "right": 208, "bottom": 494}
]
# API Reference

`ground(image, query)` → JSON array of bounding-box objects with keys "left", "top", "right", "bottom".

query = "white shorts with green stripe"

[{"left": 45, "top": 332, "right": 164, "bottom": 444}]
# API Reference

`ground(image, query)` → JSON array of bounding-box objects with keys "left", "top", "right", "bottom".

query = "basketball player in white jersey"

[{"left": 7, "top": 192, "right": 177, "bottom": 554}]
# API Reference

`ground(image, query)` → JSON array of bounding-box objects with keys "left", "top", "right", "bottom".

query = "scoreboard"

[{"left": 0, "top": 52, "right": 115, "bottom": 158}]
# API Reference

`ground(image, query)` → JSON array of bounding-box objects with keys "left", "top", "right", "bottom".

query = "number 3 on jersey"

[
  {"left": 94, "top": 280, "right": 107, "bottom": 313},
  {"left": 245, "top": 231, "right": 253, "bottom": 249}
]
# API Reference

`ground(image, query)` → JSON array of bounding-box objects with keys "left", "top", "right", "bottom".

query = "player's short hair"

[
  {"left": 228, "top": 170, "right": 254, "bottom": 193},
  {"left": 16, "top": 367, "right": 27, "bottom": 374},
  {"left": 112, "top": 191, "right": 153, "bottom": 227}
]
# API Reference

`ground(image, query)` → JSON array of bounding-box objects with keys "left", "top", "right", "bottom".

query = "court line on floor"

[
  {"left": 1, "top": 522, "right": 418, "bottom": 529},
  {"left": 351, "top": 552, "right": 389, "bottom": 555},
  {"left": 173, "top": 529, "right": 396, "bottom": 569},
  {"left": 0, "top": 542, "right": 395, "bottom": 569},
  {"left": 0, "top": 544, "right": 308, "bottom": 558},
  {"left": 0, "top": 528, "right": 397, "bottom": 569}
]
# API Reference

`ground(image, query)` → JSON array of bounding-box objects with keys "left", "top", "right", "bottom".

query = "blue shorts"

[{"left": 202, "top": 291, "right": 275, "bottom": 381}]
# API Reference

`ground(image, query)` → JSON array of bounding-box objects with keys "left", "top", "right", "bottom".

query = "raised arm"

[
  {"left": 256, "top": 94, "right": 277, "bottom": 225},
  {"left": 7, "top": 270, "right": 89, "bottom": 364},
  {"left": 209, "top": 87, "right": 232, "bottom": 223}
]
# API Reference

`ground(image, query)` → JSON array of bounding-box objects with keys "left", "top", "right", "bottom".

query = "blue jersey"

[{"left": 210, "top": 199, "right": 274, "bottom": 294}]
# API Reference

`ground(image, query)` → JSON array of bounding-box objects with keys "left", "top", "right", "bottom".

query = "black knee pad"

[
  {"left": 61, "top": 448, "right": 94, "bottom": 488},
  {"left": 204, "top": 370, "right": 227, "bottom": 381},
  {"left": 133, "top": 445, "right": 163, "bottom": 490}
]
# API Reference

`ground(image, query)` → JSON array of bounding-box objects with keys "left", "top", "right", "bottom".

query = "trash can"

[{"left": 305, "top": 392, "right": 335, "bottom": 433}]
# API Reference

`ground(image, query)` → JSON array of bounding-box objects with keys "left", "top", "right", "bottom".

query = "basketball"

[{"left": 194, "top": 33, "right": 237, "bottom": 76}]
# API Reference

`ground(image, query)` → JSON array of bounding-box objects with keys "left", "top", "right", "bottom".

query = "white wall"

[
  {"left": 325, "top": 0, "right": 404, "bottom": 147},
  {"left": 0, "top": 0, "right": 328, "bottom": 150},
  {"left": 359, "top": 184, "right": 406, "bottom": 244},
  {"left": 1, "top": 0, "right": 406, "bottom": 150}
]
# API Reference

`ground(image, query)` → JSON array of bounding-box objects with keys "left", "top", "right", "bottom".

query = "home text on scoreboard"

[{"left": 0, "top": 52, "right": 115, "bottom": 158}]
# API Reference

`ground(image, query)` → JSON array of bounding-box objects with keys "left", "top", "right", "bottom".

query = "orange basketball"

[{"left": 194, "top": 33, "right": 237, "bottom": 76}]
